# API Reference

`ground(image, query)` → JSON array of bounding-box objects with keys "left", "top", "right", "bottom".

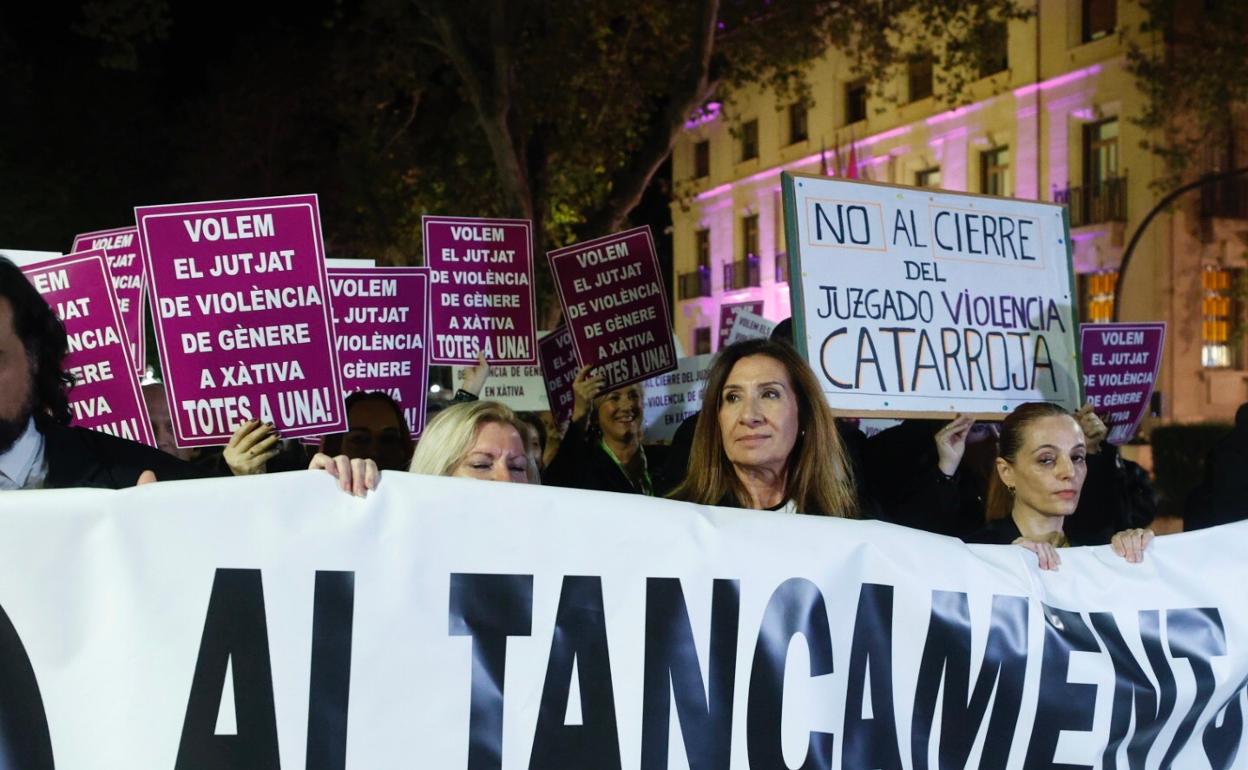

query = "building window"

[
  {"left": 1082, "top": 0, "right": 1116, "bottom": 42},
  {"left": 1084, "top": 118, "right": 1119, "bottom": 188},
  {"left": 742, "top": 214, "right": 759, "bottom": 259},
  {"left": 787, "top": 103, "right": 809, "bottom": 144},
  {"left": 1202, "top": 267, "right": 1239, "bottom": 368},
  {"left": 845, "top": 79, "right": 868, "bottom": 124},
  {"left": 916, "top": 167, "right": 942, "bottom": 188},
  {"left": 907, "top": 55, "right": 934, "bottom": 102},
  {"left": 695, "top": 228, "right": 710, "bottom": 269},
  {"left": 977, "top": 20, "right": 1009, "bottom": 77},
  {"left": 695, "top": 327, "right": 712, "bottom": 355},
  {"left": 740, "top": 120, "right": 759, "bottom": 161},
  {"left": 981, "top": 146, "right": 1010, "bottom": 197},
  {"left": 693, "top": 140, "right": 710, "bottom": 179},
  {"left": 1082, "top": 270, "right": 1118, "bottom": 323}
]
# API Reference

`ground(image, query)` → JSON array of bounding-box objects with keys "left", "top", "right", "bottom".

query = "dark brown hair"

[
  {"left": 985, "top": 402, "right": 1073, "bottom": 520},
  {"left": 669, "top": 339, "right": 857, "bottom": 516}
]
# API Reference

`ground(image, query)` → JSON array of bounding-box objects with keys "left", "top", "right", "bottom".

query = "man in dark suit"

[{"left": 0, "top": 256, "right": 209, "bottom": 490}]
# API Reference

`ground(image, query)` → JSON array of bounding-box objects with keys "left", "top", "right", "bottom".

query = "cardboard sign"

[
  {"left": 1080, "top": 322, "right": 1165, "bottom": 444},
  {"left": 21, "top": 250, "right": 154, "bottom": 445},
  {"left": 71, "top": 226, "right": 147, "bottom": 374},
  {"left": 642, "top": 353, "right": 714, "bottom": 442},
  {"left": 718, "top": 300, "right": 764, "bottom": 350},
  {"left": 329, "top": 266, "right": 431, "bottom": 438},
  {"left": 547, "top": 225, "right": 677, "bottom": 390},
  {"left": 537, "top": 325, "right": 578, "bottom": 429},
  {"left": 136, "top": 194, "right": 346, "bottom": 446},
  {"left": 451, "top": 364, "right": 550, "bottom": 412},
  {"left": 783, "top": 173, "right": 1080, "bottom": 417},
  {"left": 724, "top": 309, "right": 776, "bottom": 346},
  {"left": 423, "top": 216, "right": 537, "bottom": 365}
]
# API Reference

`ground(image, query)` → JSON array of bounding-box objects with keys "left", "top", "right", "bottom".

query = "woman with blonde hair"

[
  {"left": 670, "top": 338, "right": 857, "bottom": 516},
  {"left": 409, "top": 400, "right": 538, "bottom": 484}
]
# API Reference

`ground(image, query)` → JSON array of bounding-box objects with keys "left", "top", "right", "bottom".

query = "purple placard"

[
  {"left": 136, "top": 194, "right": 346, "bottom": 447},
  {"left": 547, "top": 225, "right": 677, "bottom": 390},
  {"left": 1080, "top": 322, "right": 1166, "bottom": 445},
  {"left": 718, "top": 300, "right": 764, "bottom": 350},
  {"left": 71, "top": 226, "right": 146, "bottom": 375},
  {"left": 538, "top": 325, "right": 578, "bottom": 430},
  {"left": 21, "top": 250, "right": 155, "bottom": 446},
  {"left": 328, "top": 266, "right": 431, "bottom": 438},
  {"left": 423, "top": 215, "right": 537, "bottom": 365}
]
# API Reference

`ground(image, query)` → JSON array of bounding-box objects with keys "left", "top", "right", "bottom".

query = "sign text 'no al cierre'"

[
  {"left": 136, "top": 195, "right": 347, "bottom": 446},
  {"left": 783, "top": 173, "right": 1080, "bottom": 417}
]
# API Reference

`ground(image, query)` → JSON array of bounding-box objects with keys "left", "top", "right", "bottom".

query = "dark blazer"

[{"left": 41, "top": 425, "right": 217, "bottom": 490}]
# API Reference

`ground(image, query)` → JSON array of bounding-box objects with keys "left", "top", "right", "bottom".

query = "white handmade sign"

[
  {"left": 783, "top": 173, "right": 1080, "bottom": 417},
  {"left": 641, "top": 353, "right": 714, "bottom": 442}
]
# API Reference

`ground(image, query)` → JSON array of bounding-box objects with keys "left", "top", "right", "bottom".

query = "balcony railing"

[
  {"left": 678, "top": 266, "right": 711, "bottom": 300},
  {"left": 1201, "top": 175, "right": 1248, "bottom": 219},
  {"left": 723, "top": 255, "right": 761, "bottom": 291},
  {"left": 775, "top": 252, "right": 789, "bottom": 284},
  {"left": 1053, "top": 175, "right": 1127, "bottom": 228}
]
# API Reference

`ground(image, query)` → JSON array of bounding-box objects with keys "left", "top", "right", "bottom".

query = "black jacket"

[
  {"left": 544, "top": 421, "right": 655, "bottom": 496},
  {"left": 41, "top": 425, "right": 216, "bottom": 489}
]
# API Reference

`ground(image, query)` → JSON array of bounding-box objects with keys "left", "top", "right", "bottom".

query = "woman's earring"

[{"left": 1007, "top": 486, "right": 1015, "bottom": 496}]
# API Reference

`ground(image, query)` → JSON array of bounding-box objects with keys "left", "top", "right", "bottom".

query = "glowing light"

[
  {"left": 1012, "top": 64, "right": 1103, "bottom": 98},
  {"left": 684, "top": 102, "right": 723, "bottom": 130}
]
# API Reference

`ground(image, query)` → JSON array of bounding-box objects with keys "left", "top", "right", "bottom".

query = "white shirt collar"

[{"left": 0, "top": 418, "right": 46, "bottom": 490}]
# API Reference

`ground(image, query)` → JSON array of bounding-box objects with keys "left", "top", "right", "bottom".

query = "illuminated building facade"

[{"left": 669, "top": 1, "right": 1248, "bottom": 424}]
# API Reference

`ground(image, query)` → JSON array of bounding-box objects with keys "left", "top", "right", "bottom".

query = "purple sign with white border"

[
  {"left": 71, "top": 226, "right": 146, "bottom": 375},
  {"left": 547, "top": 225, "right": 676, "bottom": 390},
  {"left": 423, "top": 215, "right": 537, "bottom": 365},
  {"left": 718, "top": 300, "right": 764, "bottom": 350},
  {"left": 1079, "top": 322, "right": 1166, "bottom": 445},
  {"left": 22, "top": 250, "right": 155, "bottom": 446},
  {"left": 538, "top": 325, "right": 578, "bottom": 430},
  {"left": 136, "top": 194, "right": 346, "bottom": 447},
  {"left": 329, "top": 266, "right": 431, "bottom": 438}
]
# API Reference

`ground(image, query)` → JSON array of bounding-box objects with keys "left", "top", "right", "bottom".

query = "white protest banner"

[
  {"left": 724, "top": 309, "right": 776, "bottom": 346},
  {"left": 71, "top": 226, "right": 147, "bottom": 374},
  {"left": 641, "top": 353, "right": 714, "bottom": 442},
  {"left": 451, "top": 363, "right": 551, "bottom": 411},
  {"left": 1, "top": 473, "right": 1245, "bottom": 768},
  {"left": 783, "top": 173, "right": 1080, "bottom": 417}
]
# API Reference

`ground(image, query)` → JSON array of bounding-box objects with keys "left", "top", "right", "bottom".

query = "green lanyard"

[{"left": 600, "top": 439, "right": 653, "bottom": 496}]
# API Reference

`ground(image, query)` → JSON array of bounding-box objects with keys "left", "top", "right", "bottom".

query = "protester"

[
  {"left": 142, "top": 382, "right": 196, "bottom": 462},
  {"left": 515, "top": 411, "right": 547, "bottom": 479},
  {"left": 409, "top": 400, "right": 536, "bottom": 483},
  {"left": 1185, "top": 402, "right": 1248, "bottom": 530},
  {"left": 543, "top": 367, "right": 654, "bottom": 495},
  {"left": 965, "top": 402, "right": 1153, "bottom": 569},
  {"left": 0, "top": 256, "right": 210, "bottom": 489},
  {"left": 668, "top": 338, "right": 857, "bottom": 515},
  {"left": 318, "top": 391, "right": 413, "bottom": 471}
]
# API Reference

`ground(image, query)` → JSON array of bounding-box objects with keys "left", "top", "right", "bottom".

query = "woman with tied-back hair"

[
  {"left": 966, "top": 402, "right": 1153, "bottom": 570},
  {"left": 669, "top": 338, "right": 858, "bottom": 516},
  {"left": 409, "top": 400, "right": 537, "bottom": 484}
]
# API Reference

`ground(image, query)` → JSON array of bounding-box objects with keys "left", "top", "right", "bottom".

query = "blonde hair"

[
  {"left": 669, "top": 339, "right": 858, "bottom": 516},
  {"left": 409, "top": 401, "right": 538, "bottom": 483}
]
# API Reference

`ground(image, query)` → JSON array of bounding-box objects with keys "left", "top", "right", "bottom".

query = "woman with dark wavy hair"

[{"left": 669, "top": 338, "right": 857, "bottom": 516}]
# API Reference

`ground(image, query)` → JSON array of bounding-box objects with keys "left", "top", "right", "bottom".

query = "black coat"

[
  {"left": 543, "top": 421, "right": 655, "bottom": 496},
  {"left": 41, "top": 425, "right": 216, "bottom": 490}
]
